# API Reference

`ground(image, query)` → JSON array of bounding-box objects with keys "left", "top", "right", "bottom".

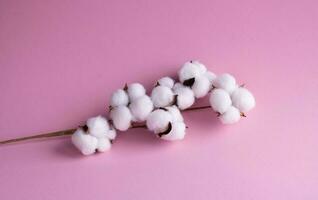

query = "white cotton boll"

[
  {"left": 157, "top": 77, "right": 174, "bottom": 89},
  {"left": 86, "top": 116, "right": 109, "bottom": 138},
  {"left": 204, "top": 71, "right": 217, "bottom": 82},
  {"left": 192, "top": 76, "right": 211, "bottom": 98},
  {"left": 178, "top": 61, "right": 205, "bottom": 82},
  {"left": 213, "top": 73, "right": 237, "bottom": 93},
  {"left": 166, "top": 106, "right": 183, "bottom": 123},
  {"left": 209, "top": 89, "right": 232, "bottom": 114},
  {"left": 146, "top": 109, "right": 172, "bottom": 134},
  {"left": 105, "top": 128, "right": 116, "bottom": 140},
  {"left": 71, "top": 129, "right": 98, "bottom": 155},
  {"left": 127, "top": 83, "right": 146, "bottom": 101},
  {"left": 110, "top": 89, "right": 129, "bottom": 107},
  {"left": 219, "top": 106, "right": 241, "bottom": 124},
  {"left": 231, "top": 87, "right": 256, "bottom": 113},
  {"left": 129, "top": 95, "right": 154, "bottom": 121},
  {"left": 173, "top": 82, "right": 183, "bottom": 90},
  {"left": 161, "top": 122, "right": 186, "bottom": 141},
  {"left": 96, "top": 138, "right": 112, "bottom": 152},
  {"left": 151, "top": 86, "right": 174, "bottom": 108},
  {"left": 191, "top": 60, "right": 207, "bottom": 75},
  {"left": 110, "top": 106, "right": 132, "bottom": 131},
  {"left": 174, "top": 86, "right": 195, "bottom": 110}
]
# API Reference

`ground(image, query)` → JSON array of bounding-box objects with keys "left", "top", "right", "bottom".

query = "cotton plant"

[
  {"left": 0, "top": 60, "right": 256, "bottom": 156},
  {"left": 71, "top": 116, "right": 116, "bottom": 155},
  {"left": 210, "top": 74, "right": 255, "bottom": 124}
]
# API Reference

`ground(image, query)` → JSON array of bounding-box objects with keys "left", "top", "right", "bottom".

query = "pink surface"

[{"left": 0, "top": 0, "right": 317, "bottom": 199}]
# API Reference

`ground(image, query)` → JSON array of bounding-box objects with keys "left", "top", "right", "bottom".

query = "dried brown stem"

[{"left": 0, "top": 105, "right": 211, "bottom": 145}]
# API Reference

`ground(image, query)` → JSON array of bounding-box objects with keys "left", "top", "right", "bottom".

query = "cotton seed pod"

[
  {"left": 191, "top": 76, "right": 211, "bottom": 98},
  {"left": 160, "top": 122, "right": 186, "bottom": 141},
  {"left": 110, "top": 105, "right": 132, "bottom": 131},
  {"left": 129, "top": 95, "right": 154, "bottom": 122},
  {"left": 96, "top": 137, "right": 112, "bottom": 152},
  {"left": 151, "top": 86, "right": 174, "bottom": 108},
  {"left": 110, "top": 89, "right": 129, "bottom": 107},
  {"left": 231, "top": 87, "right": 256, "bottom": 113},
  {"left": 86, "top": 116, "right": 110, "bottom": 138},
  {"left": 209, "top": 89, "right": 232, "bottom": 114},
  {"left": 146, "top": 109, "right": 172, "bottom": 134},
  {"left": 71, "top": 129, "right": 98, "bottom": 155},
  {"left": 157, "top": 77, "right": 175, "bottom": 89},
  {"left": 173, "top": 85, "right": 195, "bottom": 110},
  {"left": 219, "top": 106, "right": 241, "bottom": 124},
  {"left": 178, "top": 61, "right": 206, "bottom": 83},
  {"left": 127, "top": 83, "right": 146, "bottom": 102},
  {"left": 213, "top": 73, "right": 237, "bottom": 94}
]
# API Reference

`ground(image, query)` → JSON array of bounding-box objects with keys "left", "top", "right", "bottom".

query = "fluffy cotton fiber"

[
  {"left": 231, "top": 87, "right": 255, "bottom": 113},
  {"left": 110, "top": 89, "right": 129, "bottom": 107},
  {"left": 110, "top": 105, "right": 132, "bottom": 131},
  {"left": 146, "top": 106, "right": 186, "bottom": 141},
  {"left": 86, "top": 115, "right": 110, "bottom": 138},
  {"left": 72, "top": 116, "right": 116, "bottom": 155},
  {"left": 209, "top": 89, "right": 232, "bottom": 114},
  {"left": 191, "top": 76, "right": 211, "bottom": 98},
  {"left": 72, "top": 129, "right": 98, "bottom": 155},
  {"left": 127, "top": 83, "right": 146, "bottom": 101},
  {"left": 219, "top": 106, "right": 241, "bottom": 124},
  {"left": 129, "top": 95, "right": 154, "bottom": 121},
  {"left": 178, "top": 61, "right": 206, "bottom": 83},
  {"left": 157, "top": 77, "right": 174, "bottom": 89},
  {"left": 151, "top": 85, "right": 174, "bottom": 108},
  {"left": 212, "top": 73, "right": 237, "bottom": 94},
  {"left": 161, "top": 122, "right": 186, "bottom": 141},
  {"left": 146, "top": 109, "right": 172, "bottom": 134},
  {"left": 173, "top": 84, "right": 195, "bottom": 110}
]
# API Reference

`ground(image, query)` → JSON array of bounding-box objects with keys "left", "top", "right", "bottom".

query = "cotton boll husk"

[
  {"left": 96, "top": 138, "right": 112, "bottom": 152},
  {"left": 209, "top": 89, "right": 232, "bottom": 114},
  {"left": 231, "top": 87, "right": 256, "bottom": 113},
  {"left": 71, "top": 129, "right": 98, "bottom": 155},
  {"left": 213, "top": 73, "right": 237, "bottom": 93},
  {"left": 127, "top": 83, "right": 146, "bottom": 101},
  {"left": 204, "top": 71, "right": 217, "bottom": 82},
  {"left": 219, "top": 106, "right": 241, "bottom": 124},
  {"left": 191, "top": 61, "right": 207, "bottom": 75},
  {"left": 192, "top": 76, "right": 211, "bottom": 98},
  {"left": 109, "top": 106, "right": 132, "bottom": 131},
  {"left": 158, "top": 77, "right": 174, "bottom": 89},
  {"left": 166, "top": 106, "right": 183, "bottom": 123},
  {"left": 86, "top": 116, "right": 109, "bottom": 138},
  {"left": 174, "top": 86, "right": 195, "bottom": 110},
  {"left": 110, "top": 89, "right": 129, "bottom": 107},
  {"left": 161, "top": 122, "right": 186, "bottom": 141},
  {"left": 129, "top": 95, "right": 154, "bottom": 121},
  {"left": 106, "top": 128, "right": 116, "bottom": 140},
  {"left": 151, "top": 86, "right": 174, "bottom": 108},
  {"left": 178, "top": 61, "right": 205, "bottom": 82},
  {"left": 146, "top": 109, "right": 172, "bottom": 134}
]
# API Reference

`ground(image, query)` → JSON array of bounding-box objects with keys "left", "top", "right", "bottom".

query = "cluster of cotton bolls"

[
  {"left": 109, "top": 83, "right": 153, "bottom": 131},
  {"left": 210, "top": 74, "right": 255, "bottom": 124},
  {"left": 146, "top": 106, "right": 186, "bottom": 141},
  {"left": 71, "top": 116, "right": 116, "bottom": 155},
  {"left": 71, "top": 60, "right": 256, "bottom": 155}
]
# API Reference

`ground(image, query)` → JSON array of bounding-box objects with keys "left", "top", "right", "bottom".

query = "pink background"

[{"left": 0, "top": 0, "right": 317, "bottom": 199}]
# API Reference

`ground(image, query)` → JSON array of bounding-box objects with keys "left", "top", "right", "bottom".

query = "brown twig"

[{"left": 0, "top": 105, "right": 211, "bottom": 145}]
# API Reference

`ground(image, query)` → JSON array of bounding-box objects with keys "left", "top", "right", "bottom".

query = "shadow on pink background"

[{"left": 0, "top": 0, "right": 317, "bottom": 199}]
